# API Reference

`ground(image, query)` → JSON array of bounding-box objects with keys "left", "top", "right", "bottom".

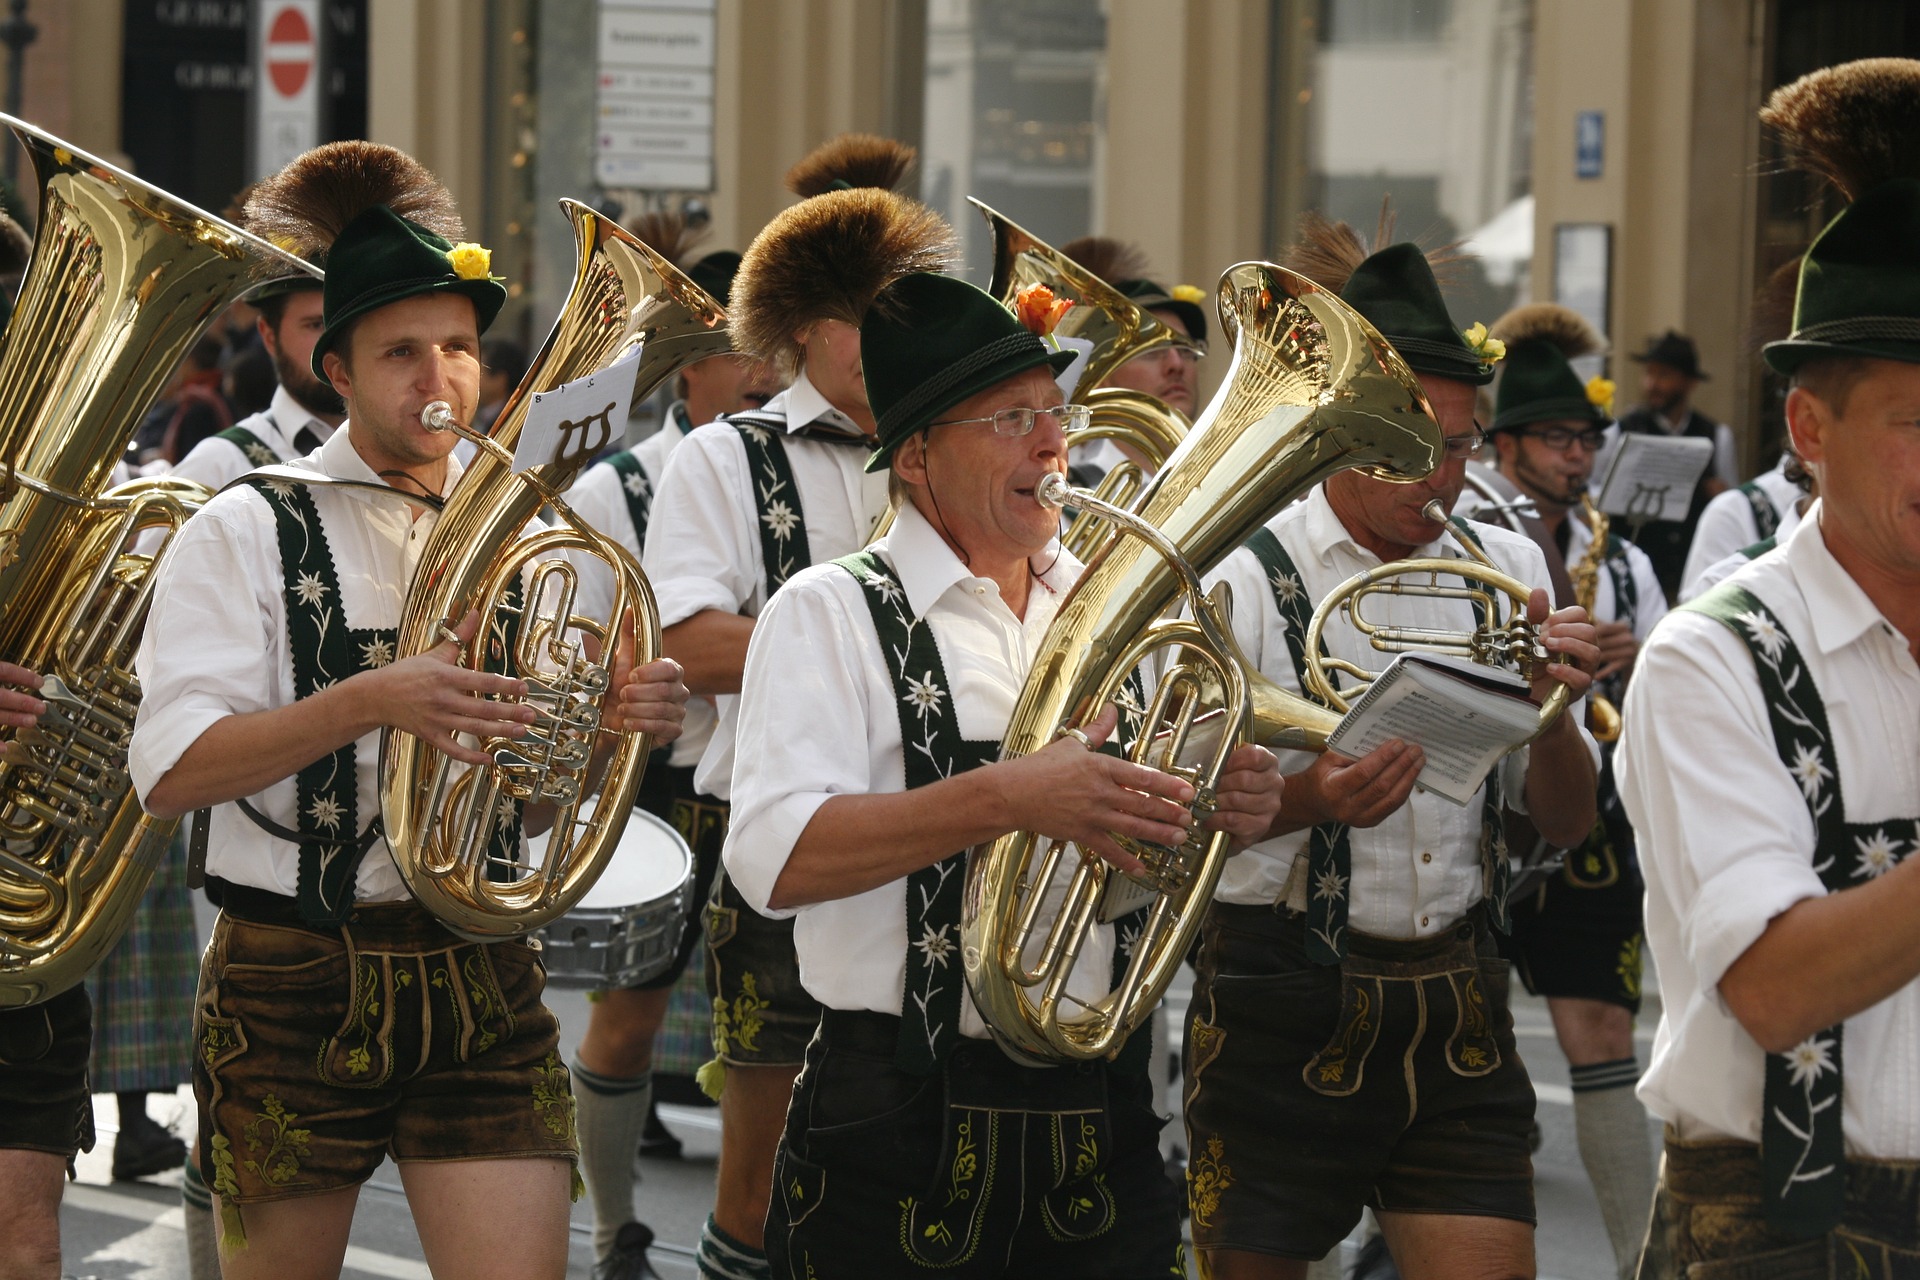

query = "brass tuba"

[
  {"left": 969, "top": 199, "right": 1191, "bottom": 560},
  {"left": 962, "top": 261, "right": 1445, "bottom": 1063},
  {"left": 380, "top": 198, "right": 729, "bottom": 943},
  {"left": 0, "top": 116, "right": 319, "bottom": 1005}
]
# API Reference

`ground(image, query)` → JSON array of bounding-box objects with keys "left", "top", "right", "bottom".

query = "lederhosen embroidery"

[
  {"left": 1684, "top": 582, "right": 1919, "bottom": 1239},
  {"left": 218, "top": 425, "right": 283, "bottom": 469},
  {"left": 1739, "top": 479, "right": 1782, "bottom": 541},
  {"left": 1245, "top": 523, "right": 1510, "bottom": 965}
]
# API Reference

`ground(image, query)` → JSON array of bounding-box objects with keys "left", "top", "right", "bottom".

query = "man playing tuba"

[
  {"left": 1185, "top": 226, "right": 1600, "bottom": 1280},
  {"left": 723, "top": 270, "right": 1280, "bottom": 1278},
  {"left": 129, "top": 143, "right": 688, "bottom": 1280}
]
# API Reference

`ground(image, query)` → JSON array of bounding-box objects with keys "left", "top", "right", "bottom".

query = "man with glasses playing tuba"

[
  {"left": 128, "top": 144, "right": 688, "bottom": 1280},
  {"left": 722, "top": 272, "right": 1280, "bottom": 1278},
  {"left": 1185, "top": 224, "right": 1600, "bottom": 1280}
]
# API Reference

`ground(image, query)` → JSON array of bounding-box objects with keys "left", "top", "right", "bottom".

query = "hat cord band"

[
  {"left": 1790, "top": 315, "right": 1920, "bottom": 344},
  {"left": 878, "top": 332, "right": 1047, "bottom": 439},
  {"left": 1387, "top": 335, "right": 1486, "bottom": 366}
]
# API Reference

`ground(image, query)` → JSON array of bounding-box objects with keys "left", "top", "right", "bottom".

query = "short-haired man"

[
  {"left": 1618, "top": 59, "right": 1920, "bottom": 1276},
  {"left": 1188, "top": 231, "right": 1600, "bottom": 1280},
  {"left": 724, "top": 270, "right": 1280, "bottom": 1278},
  {"left": 1480, "top": 303, "right": 1666, "bottom": 1280},
  {"left": 1616, "top": 330, "right": 1736, "bottom": 600},
  {"left": 130, "top": 142, "right": 687, "bottom": 1280}
]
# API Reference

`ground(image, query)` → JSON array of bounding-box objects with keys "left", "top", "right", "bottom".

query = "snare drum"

[{"left": 532, "top": 804, "right": 692, "bottom": 990}]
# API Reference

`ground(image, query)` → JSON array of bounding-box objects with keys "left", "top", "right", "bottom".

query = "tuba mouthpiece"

[
  {"left": 1035, "top": 471, "right": 1073, "bottom": 511},
  {"left": 1421, "top": 499, "right": 1448, "bottom": 523},
  {"left": 420, "top": 400, "right": 458, "bottom": 433}
]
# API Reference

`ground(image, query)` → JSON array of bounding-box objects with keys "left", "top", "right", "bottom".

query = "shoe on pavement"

[
  {"left": 594, "top": 1221, "right": 663, "bottom": 1280},
  {"left": 1351, "top": 1229, "right": 1403, "bottom": 1280},
  {"left": 112, "top": 1118, "right": 187, "bottom": 1181},
  {"left": 637, "top": 1100, "right": 682, "bottom": 1161}
]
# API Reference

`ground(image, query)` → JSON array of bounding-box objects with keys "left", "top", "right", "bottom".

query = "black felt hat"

[
  {"left": 686, "top": 250, "right": 742, "bottom": 309},
  {"left": 860, "top": 273, "right": 1077, "bottom": 473},
  {"left": 1630, "top": 330, "right": 1708, "bottom": 379},
  {"left": 1341, "top": 244, "right": 1495, "bottom": 385},
  {"left": 310, "top": 205, "right": 505, "bottom": 377}
]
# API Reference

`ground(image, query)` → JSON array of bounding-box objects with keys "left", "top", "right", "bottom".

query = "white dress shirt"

[
  {"left": 565, "top": 403, "right": 714, "bottom": 769},
  {"left": 1618, "top": 511, "right": 1920, "bottom": 1156},
  {"left": 642, "top": 369, "right": 891, "bottom": 799},
  {"left": 170, "top": 386, "right": 338, "bottom": 491},
  {"left": 723, "top": 502, "right": 1117, "bottom": 1036},
  {"left": 1202, "top": 486, "right": 1597, "bottom": 938},
  {"left": 131, "top": 428, "right": 462, "bottom": 903},
  {"left": 1679, "top": 461, "right": 1806, "bottom": 602}
]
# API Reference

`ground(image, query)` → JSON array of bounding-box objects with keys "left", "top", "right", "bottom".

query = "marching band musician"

[
  {"left": 624, "top": 133, "right": 953, "bottom": 1280},
  {"left": 1618, "top": 59, "right": 1920, "bottom": 1275},
  {"left": 1058, "top": 236, "right": 1210, "bottom": 421},
  {"left": 723, "top": 271, "right": 1280, "bottom": 1278},
  {"left": 561, "top": 213, "right": 782, "bottom": 1280},
  {"left": 0, "top": 662, "right": 94, "bottom": 1280},
  {"left": 127, "top": 143, "right": 687, "bottom": 1280},
  {"left": 1186, "top": 223, "right": 1601, "bottom": 1280},
  {"left": 1478, "top": 304, "right": 1666, "bottom": 1280}
]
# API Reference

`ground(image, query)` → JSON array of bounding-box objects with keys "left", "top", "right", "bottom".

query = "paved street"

[{"left": 56, "top": 950, "right": 1662, "bottom": 1280}]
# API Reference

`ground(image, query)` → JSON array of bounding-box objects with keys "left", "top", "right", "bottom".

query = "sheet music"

[
  {"left": 1593, "top": 432, "right": 1714, "bottom": 522},
  {"left": 514, "top": 342, "right": 646, "bottom": 473},
  {"left": 1326, "top": 655, "right": 1538, "bottom": 806},
  {"left": 1050, "top": 334, "right": 1097, "bottom": 401}
]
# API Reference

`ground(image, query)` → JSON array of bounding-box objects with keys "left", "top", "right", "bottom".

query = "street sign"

[
  {"left": 1575, "top": 110, "right": 1604, "bottom": 180},
  {"left": 596, "top": 0, "right": 716, "bottom": 191},
  {"left": 253, "top": 0, "right": 322, "bottom": 178}
]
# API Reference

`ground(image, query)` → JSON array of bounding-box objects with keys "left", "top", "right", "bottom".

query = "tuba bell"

[
  {"left": 962, "top": 261, "right": 1445, "bottom": 1063},
  {"left": 379, "top": 198, "right": 730, "bottom": 943},
  {"left": 0, "top": 116, "right": 319, "bottom": 1006}
]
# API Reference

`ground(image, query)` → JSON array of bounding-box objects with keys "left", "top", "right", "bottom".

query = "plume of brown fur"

[
  {"left": 1059, "top": 236, "right": 1153, "bottom": 286},
  {"left": 730, "top": 188, "right": 957, "bottom": 372},
  {"left": 785, "top": 134, "right": 916, "bottom": 198},
  {"left": 243, "top": 141, "right": 462, "bottom": 262},
  {"left": 1748, "top": 257, "right": 1803, "bottom": 357},
  {"left": 624, "top": 209, "right": 709, "bottom": 270},
  {"left": 1761, "top": 58, "right": 1920, "bottom": 200},
  {"left": 1284, "top": 197, "right": 1466, "bottom": 291},
  {"left": 1489, "top": 303, "right": 1601, "bottom": 359}
]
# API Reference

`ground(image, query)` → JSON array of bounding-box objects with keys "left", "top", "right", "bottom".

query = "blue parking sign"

[{"left": 1576, "top": 111, "right": 1604, "bottom": 179}]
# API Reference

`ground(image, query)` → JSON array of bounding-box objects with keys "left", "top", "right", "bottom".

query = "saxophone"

[
  {"left": 0, "top": 116, "right": 318, "bottom": 1006},
  {"left": 1569, "top": 494, "right": 1623, "bottom": 742}
]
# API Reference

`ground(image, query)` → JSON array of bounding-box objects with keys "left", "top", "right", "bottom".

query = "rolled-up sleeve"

[
  {"left": 643, "top": 427, "right": 759, "bottom": 626},
  {"left": 721, "top": 568, "right": 888, "bottom": 917},
  {"left": 1618, "top": 611, "right": 1825, "bottom": 999},
  {"left": 131, "top": 496, "right": 283, "bottom": 803}
]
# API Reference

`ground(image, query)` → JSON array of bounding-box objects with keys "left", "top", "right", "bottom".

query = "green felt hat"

[
  {"left": 1341, "top": 243, "right": 1495, "bottom": 385},
  {"left": 1117, "top": 278, "right": 1208, "bottom": 348},
  {"left": 1764, "top": 179, "right": 1920, "bottom": 375},
  {"left": 860, "top": 273, "right": 1077, "bottom": 473},
  {"left": 311, "top": 205, "right": 506, "bottom": 378},
  {"left": 687, "top": 250, "right": 742, "bottom": 309},
  {"left": 1491, "top": 338, "right": 1609, "bottom": 432}
]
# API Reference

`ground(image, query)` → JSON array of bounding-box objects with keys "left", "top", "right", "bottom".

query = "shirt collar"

[
  {"left": 268, "top": 385, "right": 336, "bottom": 448},
  {"left": 320, "top": 421, "right": 465, "bottom": 499},
  {"left": 878, "top": 500, "right": 1079, "bottom": 619},
  {"left": 1785, "top": 504, "right": 1897, "bottom": 656},
  {"left": 1301, "top": 484, "right": 1465, "bottom": 569},
  {"left": 768, "top": 368, "right": 865, "bottom": 439}
]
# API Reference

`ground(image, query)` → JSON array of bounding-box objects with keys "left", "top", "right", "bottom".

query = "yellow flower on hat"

[
  {"left": 1462, "top": 322, "right": 1507, "bottom": 364},
  {"left": 447, "top": 242, "right": 492, "bottom": 281},
  {"left": 1171, "top": 284, "right": 1206, "bottom": 305},
  {"left": 1586, "top": 376, "right": 1616, "bottom": 417}
]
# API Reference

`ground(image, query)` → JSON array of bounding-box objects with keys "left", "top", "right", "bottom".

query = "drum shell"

[{"left": 531, "top": 808, "right": 691, "bottom": 990}]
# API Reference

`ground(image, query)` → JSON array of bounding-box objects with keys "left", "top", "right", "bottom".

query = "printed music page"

[
  {"left": 1593, "top": 433, "right": 1714, "bottom": 522},
  {"left": 514, "top": 341, "right": 647, "bottom": 473},
  {"left": 1325, "top": 653, "right": 1539, "bottom": 806}
]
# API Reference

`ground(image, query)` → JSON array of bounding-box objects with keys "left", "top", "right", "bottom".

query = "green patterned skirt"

[{"left": 87, "top": 831, "right": 199, "bottom": 1092}]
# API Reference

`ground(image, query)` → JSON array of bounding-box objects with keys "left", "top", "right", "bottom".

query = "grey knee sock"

[
  {"left": 697, "top": 1214, "right": 770, "bottom": 1280},
  {"left": 1571, "top": 1057, "right": 1656, "bottom": 1280},
  {"left": 572, "top": 1060, "right": 654, "bottom": 1259},
  {"left": 182, "top": 1152, "right": 222, "bottom": 1279}
]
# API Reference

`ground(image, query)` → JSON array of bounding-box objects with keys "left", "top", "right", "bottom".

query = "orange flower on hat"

[{"left": 1014, "top": 282, "right": 1073, "bottom": 337}]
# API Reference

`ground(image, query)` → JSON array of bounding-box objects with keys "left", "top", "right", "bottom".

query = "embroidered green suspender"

[
  {"left": 1244, "top": 523, "right": 1511, "bottom": 964},
  {"left": 1738, "top": 479, "right": 1781, "bottom": 541},
  {"left": 601, "top": 450, "right": 654, "bottom": 547},
  {"left": 731, "top": 413, "right": 812, "bottom": 596},
  {"left": 217, "top": 426, "right": 283, "bottom": 469},
  {"left": 1682, "top": 582, "right": 1919, "bottom": 1238}
]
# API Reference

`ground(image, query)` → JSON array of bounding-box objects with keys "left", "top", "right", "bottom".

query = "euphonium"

[
  {"left": 380, "top": 198, "right": 729, "bottom": 943},
  {"left": 1568, "top": 493, "right": 1622, "bottom": 742},
  {"left": 963, "top": 261, "right": 1445, "bottom": 1064},
  {"left": 969, "top": 198, "right": 1191, "bottom": 560},
  {"left": 0, "top": 117, "right": 318, "bottom": 1006}
]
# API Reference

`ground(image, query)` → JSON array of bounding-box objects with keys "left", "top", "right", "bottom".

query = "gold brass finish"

[
  {"left": 962, "top": 260, "right": 1445, "bottom": 1064},
  {"left": 380, "top": 198, "right": 729, "bottom": 942},
  {"left": 1570, "top": 495, "right": 1622, "bottom": 743},
  {"left": 0, "top": 115, "right": 316, "bottom": 1006}
]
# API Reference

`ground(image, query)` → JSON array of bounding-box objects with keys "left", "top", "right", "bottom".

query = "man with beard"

[
  {"left": 1480, "top": 303, "right": 1665, "bottom": 1280},
  {"left": 1615, "top": 331, "right": 1735, "bottom": 600}
]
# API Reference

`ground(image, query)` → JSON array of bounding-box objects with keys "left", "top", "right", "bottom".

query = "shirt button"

[
  {"left": 1420, "top": 852, "right": 1432, "bottom": 864},
  {"left": 1420, "top": 915, "right": 1430, "bottom": 928}
]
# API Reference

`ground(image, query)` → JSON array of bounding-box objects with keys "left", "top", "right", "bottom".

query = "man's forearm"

[
  {"left": 1521, "top": 715, "right": 1596, "bottom": 848},
  {"left": 143, "top": 679, "right": 379, "bottom": 819},
  {"left": 663, "top": 610, "right": 753, "bottom": 695}
]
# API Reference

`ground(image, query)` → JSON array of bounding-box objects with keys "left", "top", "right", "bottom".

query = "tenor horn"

[
  {"left": 962, "top": 262, "right": 1444, "bottom": 1063},
  {"left": 379, "top": 199, "right": 729, "bottom": 942},
  {"left": 0, "top": 116, "right": 319, "bottom": 1005}
]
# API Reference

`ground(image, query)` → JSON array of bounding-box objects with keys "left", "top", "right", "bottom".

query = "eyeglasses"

[
  {"left": 1440, "top": 427, "right": 1488, "bottom": 461},
  {"left": 929, "top": 404, "right": 1094, "bottom": 436},
  {"left": 1521, "top": 426, "right": 1608, "bottom": 452}
]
